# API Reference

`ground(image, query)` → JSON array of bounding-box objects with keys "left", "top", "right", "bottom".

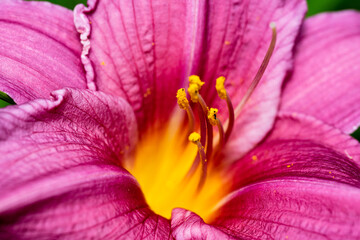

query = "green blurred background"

[
  {"left": 4, "top": 0, "right": 360, "bottom": 140},
  {"left": 27, "top": 0, "right": 360, "bottom": 16},
  {"left": 307, "top": 0, "right": 360, "bottom": 16}
]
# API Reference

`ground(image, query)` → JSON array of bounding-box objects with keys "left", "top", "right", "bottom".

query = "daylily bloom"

[{"left": 1, "top": 0, "right": 360, "bottom": 239}]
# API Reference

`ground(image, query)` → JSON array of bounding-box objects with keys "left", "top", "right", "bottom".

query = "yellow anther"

[
  {"left": 207, "top": 108, "right": 218, "bottom": 126},
  {"left": 188, "top": 75, "right": 205, "bottom": 103},
  {"left": 189, "top": 75, "right": 204, "bottom": 88},
  {"left": 216, "top": 76, "right": 227, "bottom": 100},
  {"left": 176, "top": 88, "right": 189, "bottom": 110},
  {"left": 188, "top": 132, "right": 201, "bottom": 143},
  {"left": 188, "top": 84, "right": 200, "bottom": 102}
]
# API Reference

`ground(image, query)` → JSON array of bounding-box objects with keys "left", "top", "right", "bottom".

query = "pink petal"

[
  {"left": 0, "top": 0, "right": 86, "bottom": 104},
  {"left": 281, "top": 11, "right": 360, "bottom": 134},
  {"left": 230, "top": 112, "right": 360, "bottom": 189},
  {"left": 74, "top": 0, "right": 307, "bottom": 144},
  {"left": 0, "top": 89, "right": 170, "bottom": 238},
  {"left": 213, "top": 180, "right": 360, "bottom": 239},
  {"left": 171, "top": 208, "right": 233, "bottom": 240}
]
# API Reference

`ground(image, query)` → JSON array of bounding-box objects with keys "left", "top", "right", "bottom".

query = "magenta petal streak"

[{"left": 0, "top": 0, "right": 86, "bottom": 104}]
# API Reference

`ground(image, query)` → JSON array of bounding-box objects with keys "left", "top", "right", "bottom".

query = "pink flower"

[{"left": 1, "top": 0, "right": 360, "bottom": 239}]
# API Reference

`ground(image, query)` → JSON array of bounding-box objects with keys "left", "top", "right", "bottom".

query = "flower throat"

[{"left": 124, "top": 23, "right": 277, "bottom": 222}]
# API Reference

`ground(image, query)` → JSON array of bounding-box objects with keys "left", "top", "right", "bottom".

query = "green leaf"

[
  {"left": 0, "top": 91, "right": 16, "bottom": 108},
  {"left": 351, "top": 127, "right": 360, "bottom": 143},
  {"left": 307, "top": 0, "right": 360, "bottom": 17},
  {"left": 25, "top": 0, "right": 87, "bottom": 10}
]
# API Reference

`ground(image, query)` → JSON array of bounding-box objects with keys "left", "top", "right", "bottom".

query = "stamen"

[
  {"left": 216, "top": 77, "right": 235, "bottom": 143},
  {"left": 188, "top": 132, "right": 207, "bottom": 191},
  {"left": 187, "top": 76, "right": 213, "bottom": 160},
  {"left": 197, "top": 95, "right": 213, "bottom": 160},
  {"left": 188, "top": 131, "right": 201, "bottom": 142},
  {"left": 188, "top": 77, "right": 206, "bottom": 147},
  {"left": 207, "top": 108, "right": 225, "bottom": 160},
  {"left": 176, "top": 88, "right": 195, "bottom": 136},
  {"left": 234, "top": 22, "right": 277, "bottom": 118}
]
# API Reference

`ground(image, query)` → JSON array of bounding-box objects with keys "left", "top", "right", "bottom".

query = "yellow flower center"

[
  {"left": 125, "top": 118, "right": 229, "bottom": 222},
  {"left": 125, "top": 74, "right": 232, "bottom": 222}
]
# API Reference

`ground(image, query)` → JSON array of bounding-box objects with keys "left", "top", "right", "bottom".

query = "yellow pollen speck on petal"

[
  {"left": 225, "top": 41, "right": 230, "bottom": 45},
  {"left": 152, "top": 42, "right": 155, "bottom": 46},
  {"left": 100, "top": 61, "right": 105, "bottom": 66},
  {"left": 287, "top": 165, "right": 291, "bottom": 168},
  {"left": 144, "top": 88, "right": 151, "bottom": 98},
  {"left": 329, "top": 171, "right": 332, "bottom": 174},
  {"left": 188, "top": 132, "right": 201, "bottom": 143},
  {"left": 176, "top": 88, "right": 189, "bottom": 110},
  {"left": 252, "top": 155, "right": 258, "bottom": 161},
  {"left": 207, "top": 108, "right": 218, "bottom": 126},
  {"left": 216, "top": 76, "right": 227, "bottom": 100}
]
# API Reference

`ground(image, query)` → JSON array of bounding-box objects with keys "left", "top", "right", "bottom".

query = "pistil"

[{"left": 234, "top": 22, "right": 277, "bottom": 118}]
